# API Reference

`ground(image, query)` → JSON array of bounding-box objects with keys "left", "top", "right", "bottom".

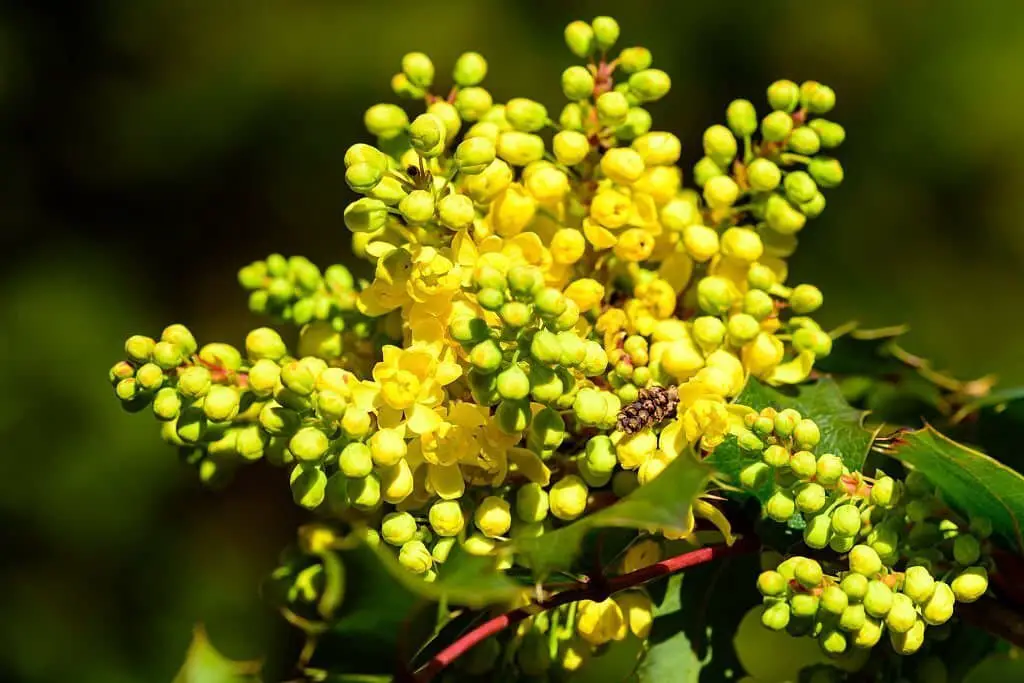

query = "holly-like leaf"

[
  {"left": 884, "top": 425, "right": 1024, "bottom": 552},
  {"left": 639, "top": 551, "right": 760, "bottom": 682},
  {"left": 311, "top": 540, "right": 522, "bottom": 674},
  {"left": 706, "top": 377, "right": 875, "bottom": 502},
  {"left": 172, "top": 625, "right": 261, "bottom": 683},
  {"left": 513, "top": 452, "right": 712, "bottom": 579}
]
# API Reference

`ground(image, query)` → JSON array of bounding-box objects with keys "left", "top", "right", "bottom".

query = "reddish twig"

[{"left": 411, "top": 536, "right": 758, "bottom": 682}]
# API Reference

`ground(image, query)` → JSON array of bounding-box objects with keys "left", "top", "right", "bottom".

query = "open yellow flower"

[{"left": 372, "top": 343, "right": 461, "bottom": 436}]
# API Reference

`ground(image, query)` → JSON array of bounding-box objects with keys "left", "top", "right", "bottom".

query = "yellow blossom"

[
  {"left": 489, "top": 183, "right": 537, "bottom": 237},
  {"left": 372, "top": 344, "right": 461, "bottom": 435}
]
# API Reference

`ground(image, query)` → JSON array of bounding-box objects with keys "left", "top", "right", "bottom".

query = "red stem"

[{"left": 411, "top": 536, "right": 758, "bottom": 682}]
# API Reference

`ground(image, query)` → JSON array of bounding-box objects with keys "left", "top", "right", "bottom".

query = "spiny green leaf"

[
  {"left": 513, "top": 452, "right": 712, "bottom": 579},
  {"left": 885, "top": 425, "right": 1024, "bottom": 552}
]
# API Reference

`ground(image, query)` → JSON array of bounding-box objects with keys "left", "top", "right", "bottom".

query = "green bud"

[
  {"left": 849, "top": 545, "right": 882, "bottom": 577},
  {"left": 739, "top": 461, "right": 770, "bottom": 491},
  {"left": 693, "top": 156, "right": 725, "bottom": 187},
  {"left": 921, "top": 581, "right": 955, "bottom": 625},
  {"left": 726, "top": 98, "right": 758, "bottom": 137},
  {"left": 952, "top": 566, "right": 988, "bottom": 603},
  {"left": 863, "top": 580, "right": 893, "bottom": 618},
  {"left": 559, "top": 102, "right": 585, "bottom": 131},
  {"left": 800, "top": 81, "right": 836, "bottom": 114},
  {"left": 891, "top": 617, "right": 927, "bottom": 655},
  {"left": 704, "top": 175, "right": 739, "bottom": 209},
  {"left": 831, "top": 504, "right": 862, "bottom": 537},
  {"left": 765, "top": 489, "right": 796, "bottom": 522},
  {"left": 808, "top": 157, "right": 843, "bottom": 188},
  {"left": 591, "top": 16, "right": 620, "bottom": 49},
  {"left": 803, "top": 514, "right": 832, "bottom": 550},
  {"left": 496, "top": 398, "right": 531, "bottom": 433},
  {"left": 453, "top": 51, "right": 487, "bottom": 86},
  {"left": 454, "top": 86, "right": 494, "bottom": 122},
  {"left": 499, "top": 301, "right": 531, "bottom": 328},
  {"left": 449, "top": 317, "right": 489, "bottom": 346},
  {"left": 789, "top": 450, "right": 818, "bottom": 480},
  {"left": 469, "top": 339, "right": 503, "bottom": 373},
  {"left": 436, "top": 193, "right": 474, "bottom": 231},
  {"left": 346, "top": 472, "right": 381, "bottom": 511},
  {"left": 764, "top": 193, "right": 806, "bottom": 234},
  {"left": 505, "top": 98, "right": 548, "bottom": 133},
  {"left": 398, "top": 539, "right": 432, "bottom": 573},
  {"left": 132, "top": 362, "right": 163, "bottom": 392},
  {"left": 766, "top": 80, "right": 800, "bottom": 113},
  {"left": 175, "top": 406, "right": 208, "bottom": 444},
  {"left": 528, "top": 364, "right": 564, "bottom": 404},
  {"left": 772, "top": 408, "right": 800, "bottom": 438},
  {"left": 839, "top": 603, "right": 866, "bottom": 632},
  {"left": 345, "top": 162, "right": 383, "bottom": 194},
  {"left": 761, "top": 111, "right": 793, "bottom": 142},
  {"left": 795, "top": 558, "right": 824, "bottom": 588},
  {"left": 288, "top": 426, "right": 329, "bottom": 463},
  {"left": 628, "top": 69, "right": 671, "bottom": 102},
  {"left": 152, "top": 341, "right": 185, "bottom": 370},
  {"left": 787, "top": 126, "right": 820, "bottom": 155},
  {"left": 573, "top": 388, "right": 608, "bottom": 426},
  {"left": 455, "top": 137, "right": 496, "bottom": 176},
  {"left": 812, "top": 454, "right": 841, "bottom": 486},
  {"left": 528, "top": 329, "right": 561, "bottom": 365},
  {"left": 819, "top": 629, "right": 848, "bottom": 656},
  {"left": 703, "top": 125, "right": 737, "bottom": 165},
  {"left": 496, "top": 131, "right": 545, "bottom": 166},
  {"left": 790, "top": 593, "right": 820, "bottom": 618},
  {"left": 757, "top": 570, "right": 787, "bottom": 597},
  {"left": 762, "top": 444, "right": 790, "bottom": 469},
  {"left": 780, "top": 174, "right": 816, "bottom": 209},
  {"left": 789, "top": 284, "right": 823, "bottom": 315},
  {"left": 696, "top": 275, "right": 738, "bottom": 315},
  {"left": 746, "top": 158, "right": 781, "bottom": 192},
  {"left": 409, "top": 113, "right": 446, "bottom": 157},
  {"left": 339, "top": 442, "right": 373, "bottom": 478},
  {"left": 395, "top": 190, "right": 433, "bottom": 225},
  {"left": 808, "top": 119, "right": 845, "bottom": 148},
  {"left": 516, "top": 482, "right": 550, "bottom": 523},
  {"left": 203, "top": 385, "right": 240, "bottom": 422},
  {"left": 152, "top": 386, "right": 182, "bottom": 421},
  {"left": 595, "top": 91, "right": 629, "bottom": 127},
  {"left": 125, "top": 335, "right": 156, "bottom": 363},
  {"left": 279, "top": 360, "right": 314, "bottom": 397},
  {"left": 364, "top": 103, "right": 408, "bottom": 139},
  {"left": 821, "top": 585, "right": 849, "bottom": 616},
  {"left": 761, "top": 602, "right": 791, "bottom": 631},
  {"left": 795, "top": 482, "right": 828, "bottom": 515},
  {"left": 391, "top": 72, "right": 425, "bottom": 99},
  {"left": 612, "top": 469, "right": 639, "bottom": 498},
  {"left": 381, "top": 511, "right": 418, "bottom": 546},
  {"left": 953, "top": 534, "right": 981, "bottom": 566},
  {"left": 497, "top": 363, "right": 531, "bottom": 401},
  {"left": 287, "top": 464, "right": 325, "bottom": 509},
  {"left": 344, "top": 197, "right": 389, "bottom": 233},
  {"left": 615, "top": 107, "right": 652, "bottom": 141},
  {"left": 561, "top": 66, "right": 595, "bottom": 100},
  {"left": 618, "top": 46, "right": 652, "bottom": 73},
  {"left": 564, "top": 20, "right": 594, "bottom": 57},
  {"left": 970, "top": 515, "right": 993, "bottom": 539},
  {"left": 798, "top": 192, "right": 826, "bottom": 218},
  {"left": 841, "top": 573, "right": 869, "bottom": 601},
  {"left": 903, "top": 565, "right": 936, "bottom": 604},
  {"left": 114, "top": 377, "right": 140, "bottom": 402},
  {"left": 401, "top": 51, "right": 434, "bottom": 89}
]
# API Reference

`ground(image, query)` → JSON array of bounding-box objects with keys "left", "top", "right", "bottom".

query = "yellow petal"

[
  {"left": 508, "top": 447, "right": 551, "bottom": 485},
  {"left": 377, "top": 405, "right": 405, "bottom": 430},
  {"left": 365, "top": 241, "right": 398, "bottom": 259},
  {"left": 658, "top": 419, "right": 686, "bottom": 459},
  {"left": 693, "top": 499, "right": 736, "bottom": 546},
  {"left": 767, "top": 350, "right": 816, "bottom": 385},
  {"left": 436, "top": 361, "right": 463, "bottom": 386},
  {"left": 583, "top": 218, "right": 618, "bottom": 250},
  {"left": 657, "top": 250, "right": 694, "bottom": 294},
  {"left": 352, "top": 380, "right": 380, "bottom": 411},
  {"left": 407, "top": 403, "right": 443, "bottom": 435},
  {"left": 429, "top": 462, "right": 466, "bottom": 500},
  {"left": 451, "top": 230, "right": 479, "bottom": 267}
]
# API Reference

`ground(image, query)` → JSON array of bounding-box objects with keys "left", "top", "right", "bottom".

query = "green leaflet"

[
  {"left": 513, "top": 452, "right": 712, "bottom": 579},
  {"left": 884, "top": 425, "right": 1024, "bottom": 553}
]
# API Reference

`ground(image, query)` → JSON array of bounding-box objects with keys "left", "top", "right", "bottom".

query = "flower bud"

[
  {"left": 798, "top": 192, "right": 826, "bottom": 218},
  {"left": 757, "top": 570, "right": 787, "bottom": 597},
  {"left": 345, "top": 160, "right": 383, "bottom": 193},
  {"left": 496, "top": 398, "right": 530, "bottom": 433},
  {"left": 703, "top": 175, "right": 740, "bottom": 209},
  {"left": 631, "top": 132, "right": 681, "bottom": 167},
  {"left": 400, "top": 51, "right": 434, "bottom": 88},
  {"left": 821, "top": 585, "right": 849, "bottom": 616},
  {"left": 795, "top": 483, "right": 827, "bottom": 514},
  {"left": 425, "top": 499, "right": 464, "bottom": 537},
  {"left": 409, "top": 113, "right": 446, "bottom": 157},
  {"left": 453, "top": 51, "right": 487, "bottom": 86},
  {"left": 562, "top": 65, "right": 595, "bottom": 100},
  {"left": 789, "top": 284, "right": 823, "bottom": 314},
  {"left": 864, "top": 580, "right": 893, "bottom": 618},
  {"left": 761, "top": 602, "right": 791, "bottom": 631},
  {"left": 761, "top": 111, "right": 793, "bottom": 142},
  {"left": 782, "top": 171, "right": 816, "bottom": 205},
  {"left": 703, "top": 124, "right": 737, "bottom": 165},
  {"left": 721, "top": 227, "right": 764, "bottom": 262},
  {"left": 746, "top": 158, "right": 781, "bottom": 192},
  {"left": 577, "top": 597, "right": 625, "bottom": 645},
  {"left": 795, "top": 557, "right": 824, "bottom": 588},
  {"left": 550, "top": 475, "right": 588, "bottom": 520},
  {"left": 596, "top": 91, "right": 630, "bottom": 126},
  {"left": 381, "top": 511, "right": 418, "bottom": 546},
  {"left": 124, "top": 334, "right": 155, "bottom": 363},
  {"left": 203, "top": 385, "right": 240, "bottom": 422},
  {"left": 726, "top": 98, "right": 758, "bottom": 136},
  {"left": 832, "top": 504, "right": 862, "bottom": 537},
  {"left": 393, "top": 190, "right": 434, "bottom": 225},
  {"left": 516, "top": 482, "right": 550, "bottom": 523},
  {"left": 364, "top": 103, "right": 408, "bottom": 139},
  {"left": 391, "top": 72, "right": 425, "bottom": 99},
  {"left": 590, "top": 15, "right": 620, "bottom": 49},
  {"left": 455, "top": 136, "right": 496, "bottom": 176},
  {"left": 564, "top": 20, "right": 594, "bottom": 57},
  {"left": 693, "top": 156, "right": 725, "bottom": 187},
  {"left": 553, "top": 130, "right": 590, "bottom": 166},
  {"left": 808, "top": 156, "right": 844, "bottom": 188},
  {"left": 970, "top": 515, "right": 994, "bottom": 539},
  {"left": 559, "top": 102, "right": 584, "bottom": 131},
  {"left": 344, "top": 197, "right": 389, "bottom": 233},
  {"left": 496, "top": 131, "right": 545, "bottom": 166},
  {"left": 475, "top": 496, "right": 512, "bottom": 537},
  {"left": 890, "top": 617, "right": 925, "bottom": 655},
  {"left": 615, "top": 106, "right": 652, "bottom": 140},
  {"left": 800, "top": 81, "right": 835, "bottom": 114},
  {"left": 505, "top": 98, "right": 548, "bottom": 133},
  {"left": 787, "top": 126, "right": 820, "bottom": 155},
  {"left": 839, "top": 604, "right": 866, "bottom": 633},
  {"left": 618, "top": 46, "right": 652, "bottom": 73},
  {"left": 697, "top": 275, "right": 739, "bottom": 315},
  {"left": 808, "top": 119, "right": 845, "bottom": 148},
  {"left": 437, "top": 193, "right": 475, "bottom": 230},
  {"left": 765, "top": 490, "right": 796, "bottom": 522},
  {"left": 764, "top": 193, "right": 806, "bottom": 234},
  {"left": 952, "top": 566, "right": 988, "bottom": 603},
  {"left": 399, "top": 539, "right": 433, "bottom": 573},
  {"left": 346, "top": 471, "right": 381, "bottom": 511},
  {"left": 525, "top": 165, "right": 569, "bottom": 203},
  {"left": 454, "top": 86, "right": 494, "bottom": 122},
  {"left": 901, "top": 565, "right": 936, "bottom": 605},
  {"left": 628, "top": 68, "right": 671, "bottom": 102},
  {"left": 766, "top": 79, "right": 800, "bottom": 113},
  {"left": 289, "top": 426, "right": 329, "bottom": 463},
  {"left": 790, "top": 593, "right": 819, "bottom": 618}
]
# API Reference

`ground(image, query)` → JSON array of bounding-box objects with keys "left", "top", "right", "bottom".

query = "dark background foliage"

[{"left": 1, "top": 0, "right": 1022, "bottom": 680}]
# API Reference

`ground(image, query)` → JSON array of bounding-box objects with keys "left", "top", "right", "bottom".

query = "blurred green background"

[{"left": 2, "top": 0, "right": 1022, "bottom": 680}]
